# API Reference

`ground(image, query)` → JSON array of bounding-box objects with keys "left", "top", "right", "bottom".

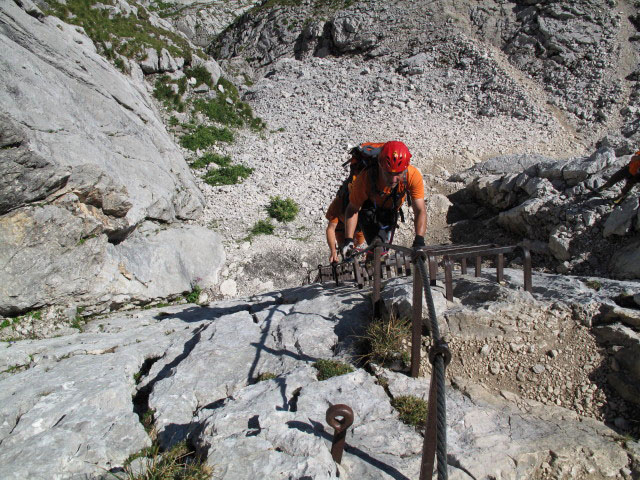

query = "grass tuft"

[
  {"left": 358, "top": 311, "right": 411, "bottom": 367},
  {"left": 313, "top": 359, "right": 354, "bottom": 381},
  {"left": 46, "top": 0, "right": 194, "bottom": 62},
  {"left": 189, "top": 153, "right": 232, "bottom": 169},
  {"left": 202, "top": 165, "right": 253, "bottom": 186},
  {"left": 256, "top": 372, "right": 277, "bottom": 382},
  {"left": 120, "top": 440, "right": 212, "bottom": 479},
  {"left": 584, "top": 279, "right": 602, "bottom": 291},
  {"left": 391, "top": 395, "right": 428, "bottom": 428},
  {"left": 184, "top": 65, "right": 213, "bottom": 88},
  {"left": 179, "top": 125, "right": 234, "bottom": 150}
]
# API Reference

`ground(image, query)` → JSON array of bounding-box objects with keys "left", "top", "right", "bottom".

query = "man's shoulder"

[{"left": 406, "top": 165, "right": 423, "bottom": 184}]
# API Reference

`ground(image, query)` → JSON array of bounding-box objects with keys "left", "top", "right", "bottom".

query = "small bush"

[
  {"left": 391, "top": 395, "right": 428, "bottom": 428},
  {"left": 70, "top": 316, "right": 86, "bottom": 331},
  {"left": 190, "top": 153, "right": 232, "bottom": 169},
  {"left": 194, "top": 98, "right": 243, "bottom": 128},
  {"left": 153, "top": 75, "right": 185, "bottom": 111},
  {"left": 180, "top": 125, "right": 234, "bottom": 150},
  {"left": 185, "top": 285, "right": 201, "bottom": 304},
  {"left": 266, "top": 196, "right": 299, "bottom": 223},
  {"left": 168, "top": 115, "right": 179, "bottom": 126},
  {"left": 314, "top": 359, "right": 354, "bottom": 381},
  {"left": 248, "top": 219, "right": 275, "bottom": 237},
  {"left": 202, "top": 165, "right": 253, "bottom": 186},
  {"left": 184, "top": 65, "right": 213, "bottom": 88}
]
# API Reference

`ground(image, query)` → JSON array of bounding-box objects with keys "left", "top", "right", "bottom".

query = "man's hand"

[
  {"left": 342, "top": 238, "right": 355, "bottom": 258},
  {"left": 412, "top": 235, "right": 425, "bottom": 247},
  {"left": 329, "top": 251, "right": 339, "bottom": 263}
]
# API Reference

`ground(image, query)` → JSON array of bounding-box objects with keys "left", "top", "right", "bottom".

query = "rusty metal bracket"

[
  {"left": 428, "top": 340, "right": 452, "bottom": 367},
  {"left": 326, "top": 404, "right": 354, "bottom": 464}
]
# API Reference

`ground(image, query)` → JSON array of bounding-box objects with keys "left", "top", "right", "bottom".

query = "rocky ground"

[{"left": 386, "top": 274, "right": 640, "bottom": 437}]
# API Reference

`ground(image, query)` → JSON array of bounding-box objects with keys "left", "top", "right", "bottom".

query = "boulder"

[{"left": 139, "top": 47, "right": 159, "bottom": 74}]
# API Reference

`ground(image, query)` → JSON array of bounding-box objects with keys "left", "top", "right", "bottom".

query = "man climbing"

[
  {"left": 594, "top": 150, "right": 640, "bottom": 203},
  {"left": 341, "top": 141, "right": 427, "bottom": 258}
]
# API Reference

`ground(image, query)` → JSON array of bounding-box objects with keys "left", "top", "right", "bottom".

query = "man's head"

[{"left": 378, "top": 141, "right": 411, "bottom": 187}]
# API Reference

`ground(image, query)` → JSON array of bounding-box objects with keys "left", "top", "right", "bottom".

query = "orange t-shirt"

[
  {"left": 348, "top": 165, "right": 424, "bottom": 210},
  {"left": 325, "top": 196, "right": 344, "bottom": 225}
]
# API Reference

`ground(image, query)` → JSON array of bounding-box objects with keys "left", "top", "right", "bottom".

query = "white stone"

[{"left": 220, "top": 279, "right": 237, "bottom": 296}]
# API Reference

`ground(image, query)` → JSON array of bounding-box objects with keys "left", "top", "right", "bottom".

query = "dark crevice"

[
  {"left": 200, "top": 398, "right": 227, "bottom": 410},
  {"left": 613, "top": 294, "right": 639, "bottom": 310},
  {"left": 132, "top": 356, "right": 161, "bottom": 430},
  {"left": 1, "top": 141, "right": 22, "bottom": 149},
  {"left": 106, "top": 224, "right": 137, "bottom": 245},
  {"left": 131, "top": 326, "right": 208, "bottom": 442}
]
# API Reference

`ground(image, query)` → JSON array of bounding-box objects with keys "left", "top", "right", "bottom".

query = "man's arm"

[
  {"left": 412, "top": 198, "right": 427, "bottom": 237},
  {"left": 325, "top": 222, "right": 339, "bottom": 263},
  {"left": 344, "top": 202, "right": 360, "bottom": 240}
]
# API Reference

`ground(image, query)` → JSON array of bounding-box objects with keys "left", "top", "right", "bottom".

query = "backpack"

[{"left": 336, "top": 142, "right": 411, "bottom": 218}]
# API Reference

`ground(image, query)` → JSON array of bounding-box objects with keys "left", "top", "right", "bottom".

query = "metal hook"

[{"left": 326, "top": 404, "right": 354, "bottom": 464}]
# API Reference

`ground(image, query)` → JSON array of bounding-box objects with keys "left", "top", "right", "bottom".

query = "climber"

[
  {"left": 341, "top": 141, "right": 427, "bottom": 258},
  {"left": 594, "top": 150, "right": 640, "bottom": 204}
]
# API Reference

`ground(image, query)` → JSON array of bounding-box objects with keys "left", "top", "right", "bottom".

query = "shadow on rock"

[{"left": 286, "top": 420, "right": 411, "bottom": 480}]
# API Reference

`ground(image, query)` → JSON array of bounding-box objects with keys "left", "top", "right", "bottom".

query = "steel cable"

[{"left": 415, "top": 256, "right": 448, "bottom": 480}]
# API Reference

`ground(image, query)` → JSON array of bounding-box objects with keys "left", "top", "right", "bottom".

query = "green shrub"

[
  {"left": 184, "top": 65, "right": 213, "bottom": 88},
  {"left": 313, "top": 359, "right": 354, "bottom": 381},
  {"left": 185, "top": 285, "right": 201, "bottom": 304},
  {"left": 201, "top": 78, "right": 266, "bottom": 132},
  {"left": 193, "top": 98, "right": 244, "bottom": 128},
  {"left": 70, "top": 316, "right": 86, "bottom": 331},
  {"left": 202, "top": 165, "right": 253, "bottom": 186},
  {"left": 168, "top": 115, "right": 179, "bottom": 126},
  {"left": 266, "top": 196, "right": 299, "bottom": 222},
  {"left": 180, "top": 125, "right": 234, "bottom": 150},
  {"left": 190, "top": 153, "right": 232, "bottom": 169},
  {"left": 248, "top": 219, "right": 275, "bottom": 238},
  {"left": 153, "top": 75, "right": 185, "bottom": 111},
  {"left": 391, "top": 395, "right": 428, "bottom": 428},
  {"left": 113, "top": 57, "right": 127, "bottom": 73}
]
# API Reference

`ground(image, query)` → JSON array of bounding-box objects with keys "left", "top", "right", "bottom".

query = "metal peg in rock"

[{"left": 326, "top": 404, "right": 354, "bottom": 464}]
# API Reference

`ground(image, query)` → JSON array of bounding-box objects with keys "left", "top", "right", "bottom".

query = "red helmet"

[{"left": 379, "top": 141, "right": 411, "bottom": 173}]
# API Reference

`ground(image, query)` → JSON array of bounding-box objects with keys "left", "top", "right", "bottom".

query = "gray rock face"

[
  {"left": 0, "top": 114, "right": 70, "bottom": 215},
  {"left": 452, "top": 147, "right": 640, "bottom": 279},
  {"left": 0, "top": 1, "right": 221, "bottom": 314},
  {"left": 0, "top": 279, "right": 632, "bottom": 479}
]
